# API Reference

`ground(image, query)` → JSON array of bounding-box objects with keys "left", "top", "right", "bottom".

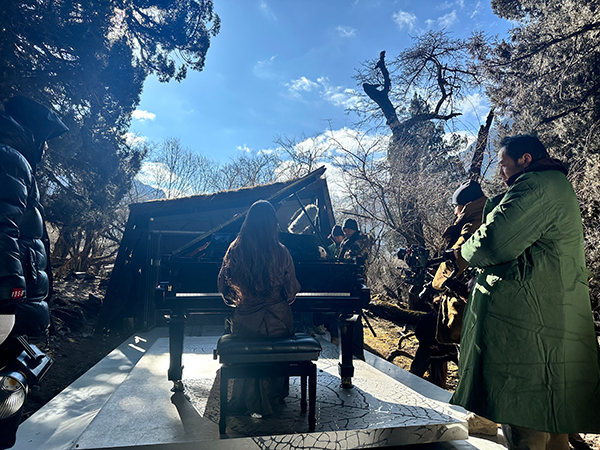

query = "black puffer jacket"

[{"left": 0, "top": 97, "right": 68, "bottom": 336}]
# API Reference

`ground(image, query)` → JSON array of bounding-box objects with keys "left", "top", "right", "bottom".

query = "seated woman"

[{"left": 217, "top": 200, "right": 301, "bottom": 417}]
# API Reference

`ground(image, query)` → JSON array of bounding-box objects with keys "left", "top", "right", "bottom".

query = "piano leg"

[
  {"left": 338, "top": 314, "right": 359, "bottom": 389},
  {"left": 168, "top": 310, "right": 186, "bottom": 392}
]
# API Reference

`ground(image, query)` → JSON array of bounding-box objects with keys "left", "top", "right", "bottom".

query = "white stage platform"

[{"left": 13, "top": 328, "right": 506, "bottom": 450}]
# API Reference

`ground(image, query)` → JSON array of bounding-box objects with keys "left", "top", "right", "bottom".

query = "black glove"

[{"left": 443, "top": 249, "right": 457, "bottom": 264}]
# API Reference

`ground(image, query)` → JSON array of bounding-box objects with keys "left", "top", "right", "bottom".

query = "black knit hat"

[
  {"left": 452, "top": 180, "right": 484, "bottom": 206},
  {"left": 342, "top": 218, "right": 358, "bottom": 231},
  {"left": 328, "top": 225, "right": 344, "bottom": 239}
]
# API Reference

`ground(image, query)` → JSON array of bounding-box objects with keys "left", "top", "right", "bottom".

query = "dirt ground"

[{"left": 20, "top": 275, "right": 600, "bottom": 449}]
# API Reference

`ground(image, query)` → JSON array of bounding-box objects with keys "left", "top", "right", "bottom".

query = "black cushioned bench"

[{"left": 214, "top": 333, "right": 322, "bottom": 434}]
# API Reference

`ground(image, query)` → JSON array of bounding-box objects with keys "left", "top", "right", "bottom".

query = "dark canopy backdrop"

[{"left": 0, "top": 0, "right": 220, "bottom": 272}]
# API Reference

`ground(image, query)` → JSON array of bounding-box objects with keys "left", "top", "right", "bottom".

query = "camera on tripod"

[{"left": 397, "top": 245, "right": 433, "bottom": 287}]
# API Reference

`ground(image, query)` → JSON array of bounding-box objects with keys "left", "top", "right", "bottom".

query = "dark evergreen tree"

[
  {"left": 471, "top": 0, "right": 599, "bottom": 158},
  {"left": 0, "top": 0, "right": 220, "bottom": 271}
]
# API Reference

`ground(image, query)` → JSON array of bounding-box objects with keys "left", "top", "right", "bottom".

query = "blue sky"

[{"left": 128, "top": 0, "right": 512, "bottom": 163}]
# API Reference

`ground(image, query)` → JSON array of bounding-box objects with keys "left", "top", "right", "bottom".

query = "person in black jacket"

[{"left": 0, "top": 96, "right": 68, "bottom": 346}]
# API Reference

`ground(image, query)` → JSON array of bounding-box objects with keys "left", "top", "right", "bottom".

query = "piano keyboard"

[{"left": 175, "top": 292, "right": 352, "bottom": 298}]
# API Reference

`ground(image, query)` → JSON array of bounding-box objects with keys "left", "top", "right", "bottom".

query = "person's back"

[{"left": 217, "top": 200, "right": 301, "bottom": 417}]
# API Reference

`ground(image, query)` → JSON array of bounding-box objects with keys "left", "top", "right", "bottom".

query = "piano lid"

[{"left": 168, "top": 166, "right": 329, "bottom": 256}]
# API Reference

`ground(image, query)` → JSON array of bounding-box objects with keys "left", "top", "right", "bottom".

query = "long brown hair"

[{"left": 227, "top": 200, "right": 284, "bottom": 296}]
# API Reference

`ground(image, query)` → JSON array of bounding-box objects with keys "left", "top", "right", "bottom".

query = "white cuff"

[{"left": 0, "top": 314, "right": 16, "bottom": 345}]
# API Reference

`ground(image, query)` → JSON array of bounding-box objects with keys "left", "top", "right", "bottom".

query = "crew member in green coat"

[{"left": 449, "top": 135, "right": 600, "bottom": 449}]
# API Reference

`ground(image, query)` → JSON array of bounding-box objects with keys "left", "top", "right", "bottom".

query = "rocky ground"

[{"left": 20, "top": 273, "right": 599, "bottom": 450}]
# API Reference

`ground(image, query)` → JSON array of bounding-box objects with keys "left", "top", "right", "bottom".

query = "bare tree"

[
  {"left": 348, "top": 32, "right": 486, "bottom": 247},
  {"left": 218, "top": 151, "right": 283, "bottom": 190},
  {"left": 353, "top": 32, "right": 480, "bottom": 159},
  {"left": 274, "top": 133, "right": 333, "bottom": 179},
  {"left": 144, "top": 137, "right": 219, "bottom": 198},
  {"left": 328, "top": 127, "right": 461, "bottom": 250}
]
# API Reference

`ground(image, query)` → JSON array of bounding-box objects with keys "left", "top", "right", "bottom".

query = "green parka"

[{"left": 450, "top": 160, "right": 600, "bottom": 433}]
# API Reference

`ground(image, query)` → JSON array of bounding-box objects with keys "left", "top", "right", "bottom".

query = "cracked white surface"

[
  {"left": 72, "top": 336, "right": 467, "bottom": 449},
  {"left": 183, "top": 337, "right": 467, "bottom": 447}
]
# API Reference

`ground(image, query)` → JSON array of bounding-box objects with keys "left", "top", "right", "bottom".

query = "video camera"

[
  {"left": 397, "top": 245, "right": 437, "bottom": 287},
  {"left": 397, "top": 245, "right": 473, "bottom": 302}
]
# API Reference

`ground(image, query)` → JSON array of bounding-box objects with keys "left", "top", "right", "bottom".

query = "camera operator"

[
  {"left": 410, "top": 180, "right": 487, "bottom": 389},
  {"left": 0, "top": 96, "right": 67, "bottom": 346},
  {"left": 432, "top": 180, "right": 487, "bottom": 344},
  {"left": 337, "top": 218, "right": 369, "bottom": 265},
  {"left": 0, "top": 97, "right": 67, "bottom": 449}
]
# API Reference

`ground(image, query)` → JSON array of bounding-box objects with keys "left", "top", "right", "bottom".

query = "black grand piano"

[{"left": 102, "top": 167, "right": 370, "bottom": 390}]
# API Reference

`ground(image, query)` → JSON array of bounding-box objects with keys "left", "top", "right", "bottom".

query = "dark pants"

[
  {"left": 411, "top": 311, "right": 457, "bottom": 389},
  {"left": 501, "top": 424, "right": 569, "bottom": 450},
  {"left": 410, "top": 347, "right": 449, "bottom": 388}
]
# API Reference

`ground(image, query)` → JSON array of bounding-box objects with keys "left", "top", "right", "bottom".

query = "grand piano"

[{"left": 103, "top": 167, "right": 370, "bottom": 390}]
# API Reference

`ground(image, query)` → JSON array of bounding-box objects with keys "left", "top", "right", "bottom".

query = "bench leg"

[
  {"left": 168, "top": 311, "right": 186, "bottom": 391},
  {"left": 219, "top": 367, "right": 228, "bottom": 434},
  {"left": 339, "top": 316, "right": 356, "bottom": 389},
  {"left": 309, "top": 363, "right": 317, "bottom": 431},
  {"left": 300, "top": 374, "right": 307, "bottom": 413}
]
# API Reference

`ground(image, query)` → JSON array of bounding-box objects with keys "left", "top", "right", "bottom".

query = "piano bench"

[{"left": 214, "top": 333, "right": 322, "bottom": 435}]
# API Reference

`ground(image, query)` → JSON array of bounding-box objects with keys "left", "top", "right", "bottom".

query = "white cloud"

[
  {"left": 258, "top": 0, "right": 277, "bottom": 21},
  {"left": 318, "top": 77, "right": 361, "bottom": 109},
  {"left": 436, "top": 1, "right": 454, "bottom": 10},
  {"left": 132, "top": 109, "right": 156, "bottom": 121},
  {"left": 320, "top": 128, "right": 389, "bottom": 203},
  {"left": 457, "top": 92, "right": 488, "bottom": 119},
  {"left": 325, "top": 127, "right": 389, "bottom": 158},
  {"left": 285, "top": 76, "right": 320, "bottom": 98},
  {"left": 273, "top": 127, "right": 391, "bottom": 205},
  {"left": 438, "top": 10, "right": 458, "bottom": 28},
  {"left": 392, "top": 10, "right": 417, "bottom": 31},
  {"left": 437, "top": 0, "right": 464, "bottom": 9},
  {"left": 124, "top": 132, "right": 147, "bottom": 147},
  {"left": 253, "top": 55, "right": 277, "bottom": 78},
  {"left": 336, "top": 25, "right": 356, "bottom": 38},
  {"left": 237, "top": 145, "right": 252, "bottom": 153},
  {"left": 284, "top": 76, "right": 361, "bottom": 109},
  {"left": 470, "top": 1, "right": 482, "bottom": 18}
]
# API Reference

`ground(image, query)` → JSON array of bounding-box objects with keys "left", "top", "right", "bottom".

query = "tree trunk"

[
  {"left": 469, "top": 109, "right": 494, "bottom": 181},
  {"left": 366, "top": 298, "right": 424, "bottom": 326}
]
